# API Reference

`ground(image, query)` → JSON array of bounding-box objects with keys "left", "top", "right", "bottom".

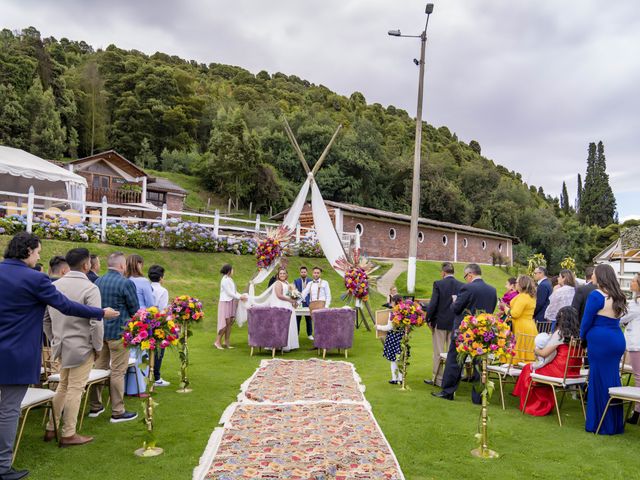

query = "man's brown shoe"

[
  {"left": 60, "top": 433, "right": 94, "bottom": 447},
  {"left": 43, "top": 430, "right": 56, "bottom": 442}
]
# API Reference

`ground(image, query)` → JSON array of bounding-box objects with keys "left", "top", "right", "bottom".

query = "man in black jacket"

[
  {"left": 424, "top": 262, "right": 463, "bottom": 387},
  {"left": 432, "top": 263, "right": 497, "bottom": 404},
  {"left": 572, "top": 266, "right": 596, "bottom": 322}
]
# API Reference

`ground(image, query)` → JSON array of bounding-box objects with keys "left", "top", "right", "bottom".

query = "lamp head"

[
  {"left": 388, "top": 29, "right": 401, "bottom": 37},
  {"left": 425, "top": 3, "right": 434, "bottom": 14},
  {"left": 413, "top": 59, "right": 420, "bottom": 66}
]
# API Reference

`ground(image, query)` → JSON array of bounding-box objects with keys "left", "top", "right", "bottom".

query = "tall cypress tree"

[
  {"left": 561, "top": 181, "right": 570, "bottom": 213},
  {"left": 595, "top": 141, "right": 617, "bottom": 225},
  {"left": 576, "top": 173, "right": 582, "bottom": 212},
  {"left": 579, "top": 141, "right": 617, "bottom": 227}
]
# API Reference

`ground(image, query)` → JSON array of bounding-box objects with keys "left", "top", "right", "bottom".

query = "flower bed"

[{"left": 0, "top": 214, "right": 322, "bottom": 257}]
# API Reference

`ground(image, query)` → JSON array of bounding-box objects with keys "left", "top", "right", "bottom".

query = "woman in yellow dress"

[{"left": 509, "top": 275, "right": 539, "bottom": 363}]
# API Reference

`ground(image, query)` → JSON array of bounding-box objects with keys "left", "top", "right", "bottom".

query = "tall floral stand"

[
  {"left": 399, "top": 326, "right": 411, "bottom": 391},
  {"left": 471, "top": 357, "right": 498, "bottom": 459},
  {"left": 135, "top": 353, "right": 163, "bottom": 457},
  {"left": 176, "top": 322, "right": 192, "bottom": 393}
]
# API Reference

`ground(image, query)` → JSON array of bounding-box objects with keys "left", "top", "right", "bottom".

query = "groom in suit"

[
  {"left": 294, "top": 266, "right": 313, "bottom": 340},
  {"left": 432, "top": 263, "right": 497, "bottom": 404}
]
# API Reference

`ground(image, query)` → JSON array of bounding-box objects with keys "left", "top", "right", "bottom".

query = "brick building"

[{"left": 288, "top": 200, "right": 515, "bottom": 265}]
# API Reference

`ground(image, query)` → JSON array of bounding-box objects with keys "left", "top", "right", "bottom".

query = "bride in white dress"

[
  {"left": 269, "top": 268, "right": 300, "bottom": 351},
  {"left": 271, "top": 268, "right": 300, "bottom": 351}
]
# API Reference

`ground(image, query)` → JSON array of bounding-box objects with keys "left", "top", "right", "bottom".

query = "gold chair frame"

[
  {"left": 595, "top": 387, "right": 639, "bottom": 435},
  {"left": 13, "top": 388, "right": 58, "bottom": 463},
  {"left": 522, "top": 337, "right": 587, "bottom": 426}
]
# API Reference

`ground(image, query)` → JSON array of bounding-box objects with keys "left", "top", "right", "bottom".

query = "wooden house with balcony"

[{"left": 68, "top": 150, "right": 187, "bottom": 213}]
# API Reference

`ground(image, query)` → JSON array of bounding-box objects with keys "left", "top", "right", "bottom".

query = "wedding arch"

[{"left": 237, "top": 118, "right": 374, "bottom": 330}]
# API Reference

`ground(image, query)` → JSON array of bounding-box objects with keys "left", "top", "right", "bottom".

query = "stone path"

[{"left": 374, "top": 258, "right": 407, "bottom": 296}]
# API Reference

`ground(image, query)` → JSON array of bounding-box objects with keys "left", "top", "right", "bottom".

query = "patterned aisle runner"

[{"left": 193, "top": 359, "right": 404, "bottom": 480}]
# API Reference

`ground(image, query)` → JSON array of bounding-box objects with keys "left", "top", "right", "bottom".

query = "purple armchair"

[
  {"left": 247, "top": 306, "right": 292, "bottom": 357},
  {"left": 312, "top": 308, "right": 356, "bottom": 358}
]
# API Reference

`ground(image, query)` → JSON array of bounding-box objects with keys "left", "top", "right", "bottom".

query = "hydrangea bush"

[{"left": 0, "top": 214, "right": 323, "bottom": 257}]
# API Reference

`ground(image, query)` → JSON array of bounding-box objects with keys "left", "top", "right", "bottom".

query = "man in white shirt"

[
  {"left": 148, "top": 265, "right": 170, "bottom": 387},
  {"left": 300, "top": 266, "right": 331, "bottom": 312}
]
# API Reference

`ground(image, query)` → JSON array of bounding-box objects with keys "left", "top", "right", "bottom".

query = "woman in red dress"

[{"left": 513, "top": 306, "right": 582, "bottom": 416}]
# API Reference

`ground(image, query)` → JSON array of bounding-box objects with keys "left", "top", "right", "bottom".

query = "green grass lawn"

[
  {"left": 2, "top": 237, "right": 638, "bottom": 480},
  {"left": 395, "top": 261, "right": 512, "bottom": 299}
]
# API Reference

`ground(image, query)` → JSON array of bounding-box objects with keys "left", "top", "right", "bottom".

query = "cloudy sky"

[{"left": 5, "top": 0, "right": 639, "bottom": 220}]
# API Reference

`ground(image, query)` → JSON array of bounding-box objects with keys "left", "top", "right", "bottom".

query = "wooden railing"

[{"left": 86, "top": 187, "right": 141, "bottom": 204}]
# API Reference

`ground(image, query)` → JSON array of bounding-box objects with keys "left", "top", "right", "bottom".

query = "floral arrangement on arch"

[
  {"left": 255, "top": 225, "right": 292, "bottom": 269},
  {"left": 335, "top": 249, "right": 375, "bottom": 303},
  {"left": 455, "top": 312, "right": 516, "bottom": 360},
  {"left": 122, "top": 306, "right": 180, "bottom": 351}
]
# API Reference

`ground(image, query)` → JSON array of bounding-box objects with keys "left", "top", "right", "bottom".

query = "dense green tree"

[
  {"left": 135, "top": 137, "right": 157, "bottom": 168},
  {"left": 24, "top": 79, "right": 66, "bottom": 159},
  {"left": 576, "top": 173, "right": 582, "bottom": 212},
  {"left": 198, "top": 109, "right": 261, "bottom": 203},
  {"left": 580, "top": 141, "right": 617, "bottom": 227},
  {"left": 0, "top": 83, "right": 29, "bottom": 148}
]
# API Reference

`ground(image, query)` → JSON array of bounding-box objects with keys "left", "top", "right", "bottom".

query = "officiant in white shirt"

[{"left": 300, "top": 266, "right": 331, "bottom": 312}]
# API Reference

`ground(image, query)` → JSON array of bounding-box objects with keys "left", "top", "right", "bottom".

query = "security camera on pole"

[{"left": 388, "top": 3, "right": 434, "bottom": 294}]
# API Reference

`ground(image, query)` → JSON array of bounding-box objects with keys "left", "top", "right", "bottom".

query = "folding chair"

[
  {"left": 620, "top": 351, "right": 634, "bottom": 386},
  {"left": 522, "top": 337, "right": 588, "bottom": 426},
  {"left": 47, "top": 368, "right": 111, "bottom": 431},
  {"left": 487, "top": 332, "right": 536, "bottom": 409},
  {"left": 536, "top": 321, "right": 554, "bottom": 334},
  {"left": 595, "top": 386, "right": 640, "bottom": 434},
  {"left": 13, "top": 388, "right": 58, "bottom": 463}
]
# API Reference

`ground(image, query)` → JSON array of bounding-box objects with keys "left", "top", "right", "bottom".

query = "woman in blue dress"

[{"left": 580, "top": 264, "right": 628, "bottom": 435}]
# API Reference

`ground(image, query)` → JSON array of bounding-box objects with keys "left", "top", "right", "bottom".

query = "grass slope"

[
  {"left": 395, "top": 261, "right": 512, "bottom": 298},
  {"left": 2, "top": 237, "right": 638, "bottom": 480}
]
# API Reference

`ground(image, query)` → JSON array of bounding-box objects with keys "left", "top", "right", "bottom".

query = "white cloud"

[{"left": 3, "top": 0, "right": 639, "bottom": 217}]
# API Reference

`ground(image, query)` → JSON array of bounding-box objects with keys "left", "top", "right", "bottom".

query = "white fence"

[{"left": 0, "top": 186, "right": 316, "bottom": 243}]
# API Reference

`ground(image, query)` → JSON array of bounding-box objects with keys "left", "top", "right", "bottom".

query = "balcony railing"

[{"left": 87, "top": 187, "right": 141, "bottom": 204}]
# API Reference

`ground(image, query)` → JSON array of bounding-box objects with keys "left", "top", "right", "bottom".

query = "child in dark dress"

[{"left": 376, "top": 295, "right": 405, "bottom": 384}]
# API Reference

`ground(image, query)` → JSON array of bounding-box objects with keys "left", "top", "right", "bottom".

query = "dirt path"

[{"left": 375, "top": 258, "right": 407, "bottom": 296}]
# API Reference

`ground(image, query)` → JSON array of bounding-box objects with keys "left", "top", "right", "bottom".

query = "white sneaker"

[
  {"left": 308, "top": 335, "right": 314, "bottom": 341},
  {"left": 154, "top": 378, "right": 170, "bottom": 387}
]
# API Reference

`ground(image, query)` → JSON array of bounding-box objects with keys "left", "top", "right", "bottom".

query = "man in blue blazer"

[
  {"left": 533, "top": 266, "right": 553, "bottom": 324},
  {"left": 293, "top": 266, "right": 313, "bottom": 340},
  {"left": 0, "top": 233, "right": 118, "bottom": 480},
  {"left": 432, "top": 263, "right": 497, "bottom": 404}
]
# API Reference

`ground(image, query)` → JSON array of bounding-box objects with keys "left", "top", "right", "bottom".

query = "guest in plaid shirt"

[{"left": 89, "top": 252, "right": 140, "bottom": 423}]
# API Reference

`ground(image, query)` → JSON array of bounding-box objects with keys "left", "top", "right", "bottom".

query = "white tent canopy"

[{"left": 0, "top": 145, "right": 87, "bottom": 204}]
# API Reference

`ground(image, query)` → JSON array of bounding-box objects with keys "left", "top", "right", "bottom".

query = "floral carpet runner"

[
  {"left": 242, "top": 358, "right": 365, "bottom": 403},
  {"left": 194, "top": 359, "right": 404, "bottom": 480}
]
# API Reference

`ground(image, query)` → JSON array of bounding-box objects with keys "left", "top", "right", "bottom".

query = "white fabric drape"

[
  {"left": 236, "top": 285, "right": 274, "bottom": 327},
  {"left": 311, "top": 181, "right": 346, "bottom": 278},
  {"left": 65, "top": 181, "right": 86, "bottom": 211},
  {"left": 251, "top": 177, "right": 311, "bottom": 286}
]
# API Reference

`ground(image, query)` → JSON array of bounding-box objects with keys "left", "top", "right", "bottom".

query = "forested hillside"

[{"left": 0, "top": 27, "right": 630, "bottom": 270}]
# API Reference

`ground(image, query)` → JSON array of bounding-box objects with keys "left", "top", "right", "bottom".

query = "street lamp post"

[{"left": 388, "top": 3, "right": 434, "bottom": 295}]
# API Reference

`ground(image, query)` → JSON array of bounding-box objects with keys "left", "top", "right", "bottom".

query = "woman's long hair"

[
  {"left": 559, "top": 269, "right": 576, "bottom": 288},
  {"left": 594, "top": 264, "right": 628, "bottom": 317},
  {"left": 556, "top": 306, "right": 580, "bottom": 343},
  {"left": 517, "top": 275, "right": 536, "bottom": 297},
  {"left": 125, "top": 254, "right": 144, "bottom": 278}
]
